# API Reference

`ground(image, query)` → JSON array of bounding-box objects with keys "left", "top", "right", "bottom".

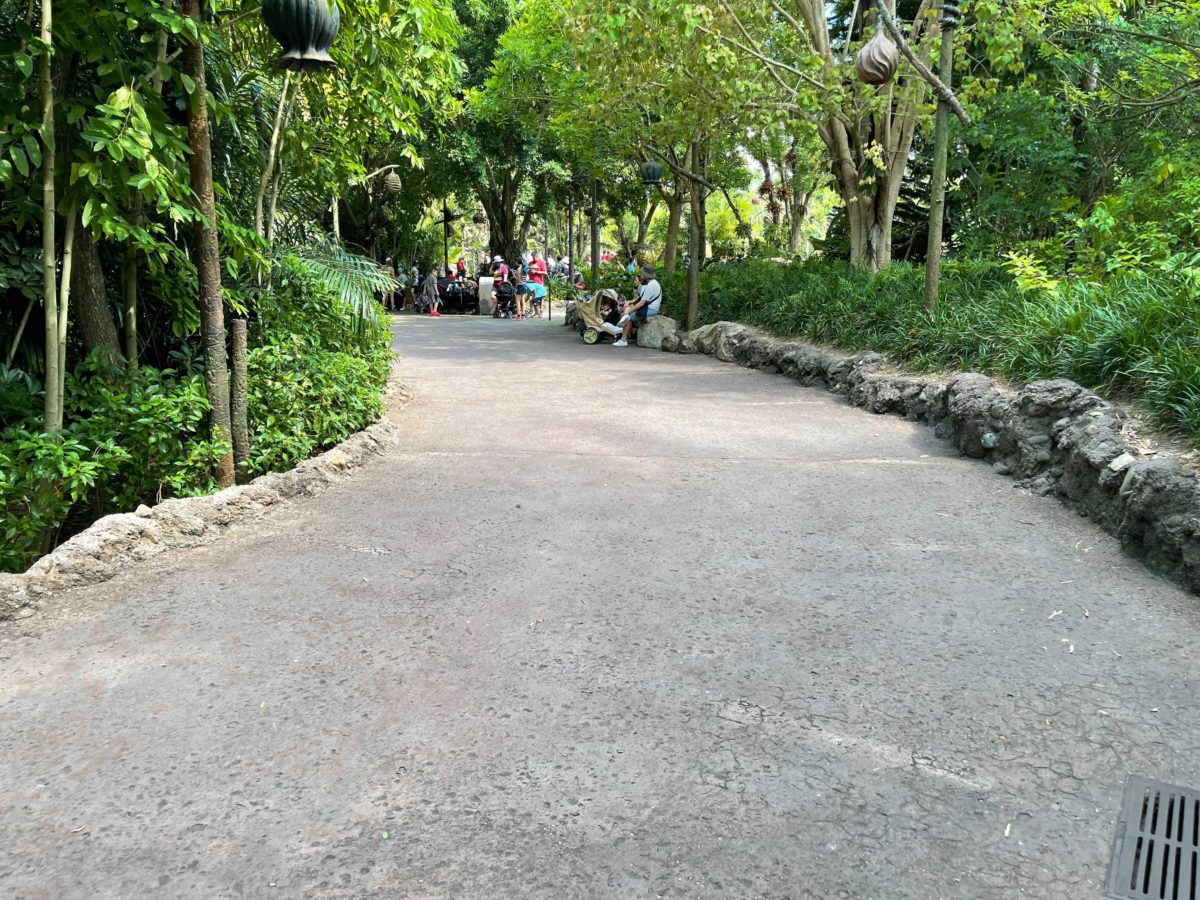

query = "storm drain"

[{"left": 1108, "top": 775, "right": 1200, "bottom": 900}]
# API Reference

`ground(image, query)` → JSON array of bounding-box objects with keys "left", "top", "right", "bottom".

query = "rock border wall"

[
  {"left": 659, "top": 321, "right": 1200, "bottom": 595},
  {"left": 0, "top": 363, "right": 409, "bottom": 622}
]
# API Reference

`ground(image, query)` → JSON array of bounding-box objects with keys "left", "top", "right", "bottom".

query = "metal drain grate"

[{"left": 1108, "top": 775, "right": 1200, "bottom": 900}]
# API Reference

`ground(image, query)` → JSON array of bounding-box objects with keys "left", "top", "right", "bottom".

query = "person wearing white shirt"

[{"left": 613, "top": 264, "right": 663, "bottom": 347}]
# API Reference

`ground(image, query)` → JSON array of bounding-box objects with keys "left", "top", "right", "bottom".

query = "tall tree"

[{"left": 181, "top": 0, "right": 234, "bottom": 487}]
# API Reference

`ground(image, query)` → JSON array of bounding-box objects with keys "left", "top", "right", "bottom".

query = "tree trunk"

[
  {"left": 697, "top": 146, "right": 709, "bottom": 267},
  {"left": 821, "top": 49, "right": 922, "bottom": 272},
  {"left": 663, "top": 191, "right": 684, "bottom": 275},
  {"left": 265, "top": 77, "right": 300, "bottom": 246},
  {"left": 182, "top": 0, "right": 234, "bottom": 488},
  {"left": 788, "top": 185, "right": 815, "bottom": 257},
  {"left": 518, "top": 208, "right": 533, "bottom": 256},
  {"left": 122, "top": 29, "right": 168, "bottom": 369},
  {"left": 255, "top": 71, "right": 292, "bottom": 240},
  {"left": 634, "top": 197, "right": 658, "bottom": 262},
  {"left": 39, "top": 0, "right": 59, "bottom": 432},
  {"left": 685, "top": 205, "right": 699, "bottom": 331},
  {"left": 480, "top": 169, "right": 524, "bottom": 263},
  {"left": 230, "top": 318, "right": 249, "bottom": 478},
  {"left": 56, "top": 203, "right": 78, "bottom": 410},
  {"left": 72, "top": 222, "right": 121, "bottom": 363}
]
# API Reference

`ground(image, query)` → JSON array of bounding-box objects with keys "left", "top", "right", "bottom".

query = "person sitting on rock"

[{"left": 613, "top": 264, "right": 662, "bottom": 347}]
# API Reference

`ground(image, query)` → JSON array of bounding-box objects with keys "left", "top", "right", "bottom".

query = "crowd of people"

[
  {"left": 376, "top": 250, "right": 582, "bottom": 318},
  {"left": 374, "top": 252, "right": 662, "bottom": 344}
]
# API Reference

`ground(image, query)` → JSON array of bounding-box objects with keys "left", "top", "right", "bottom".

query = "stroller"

[
  {"left": 492, "top": 279, "right": 517, "bottom": 318},
  {"left": 576, "top": 289, "right": 624, "bottom": 344}
]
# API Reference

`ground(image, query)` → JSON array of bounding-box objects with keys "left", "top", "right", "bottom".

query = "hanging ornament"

[
  {"left": 638, "top": 161, "right": 663, "bottom": 186},
  {"left": 855, "top": 26, "right": 900, "bottom": 86},
  {"left": 262, "top": 0, "right": 341, "bottom": 72},
  {"left": 384, "top": 172, "right": 402, "bottom": 194}
]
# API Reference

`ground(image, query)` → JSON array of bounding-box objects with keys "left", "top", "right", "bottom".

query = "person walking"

[
  {"left": 381, "top": 257, "right": 397, "bottom": 311},
  {"left": 421, "top": 266, "right": 442, "bottom": 317},
  {"left": 409, "top": 263, "right": 420, "bottom": 309}
]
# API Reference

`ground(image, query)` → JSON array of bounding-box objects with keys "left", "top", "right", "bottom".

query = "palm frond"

[{"left": 274, "top": 237, "right": 395, "bottom": 324}]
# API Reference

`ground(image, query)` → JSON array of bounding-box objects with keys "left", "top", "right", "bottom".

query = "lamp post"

[
  {"left": 430, "top": 200, "right": 460, "bottom": 276},
  {"left": 923, "top": 0, "right": 960, "bottom": 311}
]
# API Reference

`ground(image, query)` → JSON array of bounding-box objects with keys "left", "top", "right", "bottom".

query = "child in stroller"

[{"left": 492, "top": 277, "right": 518, "bottom": 318}]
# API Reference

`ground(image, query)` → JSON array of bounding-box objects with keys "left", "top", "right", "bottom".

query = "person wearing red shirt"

[{"left": 529, "top": 253, "right": 547, "bottom": 286}]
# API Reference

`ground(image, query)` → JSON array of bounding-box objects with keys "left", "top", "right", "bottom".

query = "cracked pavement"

[{"left": 2, "top": 314, "right": 1199, "bottom": 899}]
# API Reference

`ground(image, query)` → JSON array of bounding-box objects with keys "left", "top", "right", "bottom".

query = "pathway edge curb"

[
  {"left": 0, "top": 359, "right": 411, "bottom": 622},
  {"left": 659, "top": 320, "right": 1200, "bottom": 596}
]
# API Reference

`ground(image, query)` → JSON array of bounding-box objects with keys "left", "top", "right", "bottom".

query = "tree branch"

[{"left": 871, "top": 0, "right": 971, "bottom": 126}]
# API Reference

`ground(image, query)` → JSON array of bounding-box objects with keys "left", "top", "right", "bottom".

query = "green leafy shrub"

[
  {"left": 680, "top": 258, "right": 1200, "bottom": 439},
  {"left": 244, "top": 260, "right": 392, "bottom": 473},
  {"left": 0, "top": 358, "right": 225, "bottom": 572},
  {"left": 0, "top": 259, "right": 392, "bottom": 574}
]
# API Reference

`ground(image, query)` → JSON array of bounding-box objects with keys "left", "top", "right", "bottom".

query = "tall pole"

[
  {"left": 923, "top": 0, "right": 959, "bottom": 311},
  {"left": 589, "top": 178, "right": 599, "bottom": 290}
]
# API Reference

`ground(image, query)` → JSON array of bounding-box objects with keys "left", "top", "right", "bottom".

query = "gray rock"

[
  {"left": 636, "top": 315, "right": 679, "bottom": 350},
  {"left": 945, "top": 374, "right": 1010, "bottom": 459}
]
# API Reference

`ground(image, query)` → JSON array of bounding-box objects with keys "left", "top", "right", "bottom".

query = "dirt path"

[{"left": 2, "top": 314, "right": 1197, "bottom": 899}]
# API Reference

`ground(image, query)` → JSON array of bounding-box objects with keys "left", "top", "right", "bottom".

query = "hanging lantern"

[
  {"left": 855, "top": 26, "right": 899, "bottom": 86},
  {"left": 384, "top": 171, "right": 402, "bottom": 194},
  {"left": 262, "top": 0, "right": 341, "bottom": 72},
  {"left": 639, "top": 161, "right": 663, "bottom": 186},
  {"left": 472, "top": 212, "right": 487, "bottom": 225}
]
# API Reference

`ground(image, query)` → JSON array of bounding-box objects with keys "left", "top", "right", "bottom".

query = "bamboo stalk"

[
  {"left": 56, "top": 201, "right": 79, "bottom": 408},
  {"left": 39, "top": 0, "right": 59, "bottom": 432},
  {"left": 255, "top": 70, "right": 292, "bottom": 240}
]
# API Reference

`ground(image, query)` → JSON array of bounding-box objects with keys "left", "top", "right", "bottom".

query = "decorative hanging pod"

[
  {"left": 262, "top": 0, "right": 341, "bottom": 72},
  {"left": 638, "top": 161, "right": 663, "bottom": 185},
  {"left": 472, "top": 212, "right": 487, "bottom": 225},
  {"left": 384, "top": 172, "right": 402, "bottom": 194},
  {"left": 855, "top": 26, "right": 900, "bottom": 86}
]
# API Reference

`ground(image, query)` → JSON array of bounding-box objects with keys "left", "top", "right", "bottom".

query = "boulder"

[
  {"left": 687, "top": 321, "right": 753, "bottom": 362},
  {"left": 636, "top": 315, "right": 679, "bottom": 350}
]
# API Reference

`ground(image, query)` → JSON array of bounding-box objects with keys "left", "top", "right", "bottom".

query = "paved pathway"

[{"left": 3, "top": 315, "right": 1199, "bottom": 899}]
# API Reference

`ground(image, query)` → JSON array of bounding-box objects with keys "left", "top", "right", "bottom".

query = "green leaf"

[
  {"left": 22, "top": 134, "right": 41, "bottom": 169},
  {"left": 10, "top": 146, "right": 29, "bottom": 178}
]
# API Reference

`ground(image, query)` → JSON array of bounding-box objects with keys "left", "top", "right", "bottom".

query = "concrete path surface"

[{"left": 3, "top": 315, "right": 1199, "bottom": 899}]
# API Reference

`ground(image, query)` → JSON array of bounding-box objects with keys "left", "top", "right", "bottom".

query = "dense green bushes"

[
  {"left": 0, "top": 280, "right": 391, "bottom": 574},
  {"left": 662, "top": 259, "right": 1200, "bottom": 438},
  {"left": 245, "top": 271, "right": 392, "bottom": 472}
]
